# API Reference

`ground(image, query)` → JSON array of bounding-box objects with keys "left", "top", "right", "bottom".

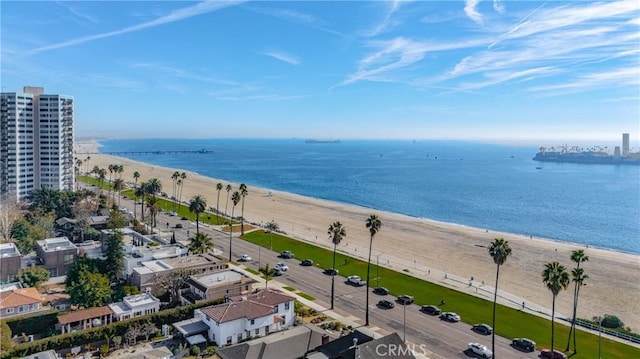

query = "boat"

[
  {"left": 305, "top": 139, "right": 341, "bottom": 144},
  {"left": 536, "top": 166, "right": 543, "bottom": 170}
]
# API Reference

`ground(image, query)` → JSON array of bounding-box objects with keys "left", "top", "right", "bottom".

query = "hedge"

[
  {"left": 2, "top": 309, "right": 59, "bottom": 337},
  {"left": 2, "top": 299, "right": 223, "bottom": 359}
]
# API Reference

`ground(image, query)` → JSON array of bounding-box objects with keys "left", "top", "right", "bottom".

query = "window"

[
  {"left": 255, "top": 328, "right": 260, "bottom": 336},
  {"left": 250, "top": 319, "right": 255, "bottom": 325},
  {"left": 274, "top": 305, "right": 279, "bottom": 313},
  {"left": 18, "top": 305, "right": 27, "bottom": 313},
  {"left": 285, "top": 302, "right": 290, "bottom": 310},
  {"left": 64, "top": 254, "right": 74, "bottom": 264},
  {"left": 6, "top": 308, "right": 14, "bottom": 314},
  {"left": 237, "top": 333, "right": 242, "bottom": 342},
  {"left": 226, "top": 336, "right": 232, "bottom": 344}
]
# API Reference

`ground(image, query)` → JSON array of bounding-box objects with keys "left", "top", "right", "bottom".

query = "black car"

[
  {"left": 472, "top": 324, "right": 493, "bottom": 335},
  {"left": 323, "top": 268, "right": 339, "bottom": 275},
  {"left": 175, "top": 223, "right": 183, "bottom": 229},
  {"left": 420, "top": 305, "right": 441, "bottom": 315},
  {"left": 300, "top": 259, "right": 314, "bottom": 266},
  {"left": 512, "top": 338, "right": 536, "bottom": 352},
  {"left": 373, "top": 287, "right": 389, "bottom": 295},
  {"left": 397, "top": 295, "right": 414, "bottom": 305},
  {"left": 280, "top": 250, "right": 294, "bottom": 259},
  {"left": 377, "top": 300, "right": 395, "bottom": 309}
]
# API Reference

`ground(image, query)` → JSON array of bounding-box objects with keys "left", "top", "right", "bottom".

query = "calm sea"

[{"left": 98, "top": 139, "right": 640, "bottom": 254}]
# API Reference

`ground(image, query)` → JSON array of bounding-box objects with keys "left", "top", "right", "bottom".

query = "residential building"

[
  {"left": 0, "top": 242, "right": 22, "bottom": 282},
  {"left": 108, "top": 293, "right": 160, "bottom": 321},
  {"left": 181, "top": 269, "right": 255, "bottom": 305},
  {"left": 193, "top": 288, "right": 295, "bottom": 346},
  {"left": 123, "top": 242, "right": 188, "bottom": 275},
  {"left": 215, "top": 325, "right": 329, "bottom": 359},
  {"left": 35, "top": 237, "right": 79, "bottom": 277},
  {"left": 57, "top": 306, "right": 113, "bottom": 334},
  {"left": 0, "top": 287, "right": 46, "bottom": 318},
  {"left": 23, "top": 350, "right": 60, "bottom": 359},
  {"left": 0, "top": 87, "right": 74, "bottom": 202},
  {"left": 306, "top": 331, "right": 416, "bottom": 359},
  {"left": 130, "top": 254, "right": 228, "bottom": 294},
  {"left": 623, "top": 133, "right": 630, "bottom": 157}
]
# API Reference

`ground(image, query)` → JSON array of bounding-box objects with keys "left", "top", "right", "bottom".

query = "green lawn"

[{"left": 241, "top": 230, "right": 639, "bottom": 359}]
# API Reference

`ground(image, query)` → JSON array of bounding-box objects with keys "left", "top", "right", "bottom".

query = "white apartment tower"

[
  {"left": 1, "top": 87, "right": 74, "bottom": 202},
  {"left": 622, "top": 133, "right": 630, "bottom": 157}
]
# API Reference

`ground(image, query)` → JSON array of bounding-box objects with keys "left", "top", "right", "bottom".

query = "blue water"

[{"left": 98, "top": 139, "right": 640, "bottom": 254}]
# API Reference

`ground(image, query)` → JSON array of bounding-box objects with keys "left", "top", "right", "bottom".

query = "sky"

[{"left": 1, "top": 0, "right": 639, "bottom": 142}]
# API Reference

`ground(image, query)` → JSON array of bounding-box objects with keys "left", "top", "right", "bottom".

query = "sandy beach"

[{"left": 76, "top": 141, "right": 640, "bottom": 331}]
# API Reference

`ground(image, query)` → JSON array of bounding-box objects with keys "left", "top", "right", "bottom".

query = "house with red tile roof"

[
  {"left": 190, "top": 288, "right": 295, "bottom": 346},
  {"left": 0, "top": 287, "right": 46, "bottom": 318}
]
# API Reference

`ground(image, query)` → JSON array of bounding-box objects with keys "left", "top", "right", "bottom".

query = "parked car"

[
  {"left": 175, "top": 223, "right": 183, "bottom": 229},
  {"left": 275, "top": 262, "right": 289, "bottom": 271},
  {"left": 280, "top": 250, "right": 294, "bottom": 259},
  {"left": 397, "top": 295, "right": 414, "bottom": 305},
  {"left": 440, "top": 312, "right": 461, "bottom": 322},
  {"left": 420, "top": 305, "right": 441, "bottom": 315},
  {"left": 373, "top": 287, "right": 389, "bottom": 295},
  {"left": 540, "top": 349, "right": 567, "bottom": 359},
  {"left": 472, "top": 324, "right": 493, "bottom": 335},
  {"left": 511, "top": 338, "right": 536, "bottom": 352},
  {"left": 377, "top": 300, "right": 395, "bottom": 309},
  {"left": 168, "top": 211, "right": 177, "bottom": 216},
  {"left": 238, "top": 254, "right": 252, "bottom": 262},
  {"left": 467, "top": 342, "right": 493, "bottom": 358},
  {"left": 347, "top": 275, "right": 366, "bottom": 286},
  {"left": 324, "top": 268, "right": 339, "bottom": 275},
  {"left": 300, "top": 259, "right": 314, "bottom": 266}
]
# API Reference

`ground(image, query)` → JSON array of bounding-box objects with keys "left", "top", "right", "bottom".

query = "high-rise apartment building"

[
  {"left": 1, "top": 87, "right": 74, "bottom": 202},
  {"left": 622, "top": 133, "right": 630, "bottom": 157}
]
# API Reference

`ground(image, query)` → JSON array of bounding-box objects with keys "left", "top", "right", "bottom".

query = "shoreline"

[{"left": 75, "top": 140, "right": 640, "bottom": 331}]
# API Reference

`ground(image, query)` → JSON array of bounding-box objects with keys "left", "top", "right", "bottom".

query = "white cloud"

[
  {"left": 529, "top": 67, "right": 640, "bottom": 92},
  {"left": 262, "top": 51, "right": 300, "bottom": 65},
  {"left": 493, "top": 0, "right": 505, "bottom": 14},
  {"left": 366, "top": 0, "right": 412, "bottom": 37},
  {"left": 131, "top": 63, "right": 239, "bottom": 86},
  {"left": 247, "top": 6, "right": 343, "bottom": 36},
  {"left": 29, "top": 0, "right": 244, "bottom": 54},
  {"left": 464, "top": 0, "right": 483, "bottom": 25}
]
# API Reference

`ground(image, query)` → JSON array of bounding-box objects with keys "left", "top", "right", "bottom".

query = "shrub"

[
  {"left": 190, "top": 345, "right": 200, "bottom": 356},
  {"left": 2, "top": 309, "right": 59, "bottom": 337},
  {"left": 602, "top": 315, "right": 625, "bottom": 329}
]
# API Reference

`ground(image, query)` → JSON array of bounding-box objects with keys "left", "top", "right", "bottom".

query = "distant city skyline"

[{"left": 2, "top": 1, "right": 638, "bottom": 141}]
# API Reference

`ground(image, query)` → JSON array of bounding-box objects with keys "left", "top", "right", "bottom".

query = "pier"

[{"left": 75, "top": 149, "right": 213, "bottom": 156}]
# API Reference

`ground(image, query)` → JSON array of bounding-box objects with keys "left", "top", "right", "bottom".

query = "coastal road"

[{"left": 106, "top": 190, "right": 540, "bottom": 359}]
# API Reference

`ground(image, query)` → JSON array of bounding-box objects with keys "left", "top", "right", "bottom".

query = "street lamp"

[
  {"left": 596, "top": 316, "right": 603, "bottom": 359},
  {"left": 403, "top": 302, "right": 407, "bottom": 342},
  {"left": 376, "top": 254, "right": 381, "bottom": 288}
]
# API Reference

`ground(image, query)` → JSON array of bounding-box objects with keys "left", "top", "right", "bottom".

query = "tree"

[
  {"left": 97, "top": 168, "right": 107, "bottom": 194},
  {"left": 104, "top": 230, "right": 125, "bottom": 283},
  {"left": 113, "top": 178, "right": 125, "bottom": 207},
  {"left": 265, "top": 220, "right": 279, "bottom": 250},
  {"left": 66, "top": 255, "right": 104, "bottom": 288},
  {"left": 1, "top": 321, "right": 12, "bottom": 353},
  {"left": 189, "top": 232, "right": 214, "bottom": 254},
  {"left": 328, "top": 221, "right": 346, "bottom": 310},
  {"left": 155, "top": 269, "right": 196, "bottom": 307},
  {"left": 146, "top": 195, "right": 159, "bottom": 232},
  {"left": 542, "top": 261, "right": 570, "bottom": 357},
  {"left": 108, "top": 164, "right": 115, "bottom": 198},
  {"left": 239, "top": 183, "right": 248, "bottom": 235},
  {"left": 135, "top": 183, "right": 147, "bottom": 221},
  {"left": 171, "top": 171, "right": 180, "bottom": 212},
  {"left": 188, "top": 195, "right": 207, "bottom": 234},
  {"left": 259, "top": 264, "right": 276, "bottom": 288},
  {"left": 364, "top": 214, "right": 382, "bottom": 326},
  {"left": 566, "top": 249, "right": 589, "bottom": 353},
  {"left": 68, "top": 270, "right": 112, "bottom": 308},
  {"left": 224, "top": 184, "right": 232, "bottom": 217},
  {"left": 0, "top": 194, "right": 20, "bottom": 241},
  {"left": 488, "top": 238, "right": 512, "bottom": 358},
  {"left": 133, "top": 171, "right": 140, "bottom": 220},
  {"left": 17, "top": 266, "right": 50, "bottom": 287},
  {"left": 177, "top": 172, "right": 187, "bottom": 209},
  {"left": 229, "top": 191, "right": 241, "bottom": 261},
  {"left": 215, "top": 182, "right": 223, "bottom": 224}
]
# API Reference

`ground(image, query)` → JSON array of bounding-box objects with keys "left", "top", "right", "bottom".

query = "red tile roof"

[
  {"left": 200, "top": 301, "right": 275, "bottom": 323},
  {"left": 0, "top": 288, "right": 45, "bottom": 309},
  {"left": 228, "top": 288, "right": 294, "bottom": 306},
  {"left": 58, "top": 306, "right": 113, "bottom": 325}
]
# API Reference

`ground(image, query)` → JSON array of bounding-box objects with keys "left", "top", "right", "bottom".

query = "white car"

[
  {"left": 275, "top": 262, "right": 289, "bottom": 271},
  {"left": 239, "top": 254, "right": 252, "bottom": 262},
  {"left": 347, "top": 275, "right": 366, "bottom": 286},
  {"left": 468, "top": 342, "right": 493, "bottom": 358}
]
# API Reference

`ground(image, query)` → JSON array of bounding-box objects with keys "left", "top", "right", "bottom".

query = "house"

[
  {"left": 130, "top": 254, "right": 228, "bottom": 294},
  {"left": 0, "top": 242, "right": 22, "bottom": 282},
  {"left": 57, "top": 306, "right": 113, "bottom": 334},
  {"left": 55, "top": 217, "right": 78, "bottom": 239},
  {"left": 23, "top": 350, "right": 60, "bottom": 359},
  {"left": 215, "top": 325, "right": 329, "bottom": 359},
  {"left": 181, "top": 269, "right": 255, "bottom": 305},
  {"left": 89, "top": 215, "right": 109, "bottom": 230},
  {"left": 108, "top": 293, "right": 160, "bottom": 321},
  {"left": 35, "top": 237, "right": 79, "bottom": 277},
  {"left": 0, "top": 287, "right": 46, "bottom": 318},
  {"left": 306, "top": 331, "right": 416, "bottom": 359},
  {"left": 122, "top": 242, "right": 188, "bottom": 275},
  {"left": 193, "top": 288, "right": 295, "bottom": 346},
  {"left": 44, "top": 292, "right": 72, "bottom": 312}
]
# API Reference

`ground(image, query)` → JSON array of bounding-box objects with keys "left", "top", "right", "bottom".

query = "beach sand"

[{"left": 76, "top": 141, "right": 640, "bottom": 330}]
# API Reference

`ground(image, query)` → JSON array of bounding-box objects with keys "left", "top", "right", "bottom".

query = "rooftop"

[
  {"left": 0, "top": 242, "right": 21, "bottom": 257},
  {"left": 189, "top": 269, "right": 251, "bottom": 290},
  {"left": 200, "top": 300, "right": 275, "bottom": 323},
  {"left": 0, "top": 288, "right": 45, "bottom": 309},
  {"left": 228, "top": 288, "right": 295, "bottom": 306},
  {"left": 58, "top": 306, "right": 113, "bottom": 325},
  {"left": 163, "top": 254, "right": 223, "bottom": 269},
  {"left": 36, "top": 237, "right": 77, "bottom": 252}
]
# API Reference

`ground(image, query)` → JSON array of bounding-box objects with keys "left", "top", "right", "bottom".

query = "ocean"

[{"left": 98, "top": 139, "right": 640, "bottom": 254}]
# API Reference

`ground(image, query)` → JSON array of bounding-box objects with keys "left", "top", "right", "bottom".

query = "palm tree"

[
  {"left": 84, "top": 156, "right": 90, "bottom": 174},
  {"left": 108, "top": 164, "right": 115, "bottom": 197},
  {"left": 542, "top": 261, "right": 570, "bottom": 357},
  {"left": 365, "top": 214, "right": 382, "bottom": 326},
  {"left": 239, "top": 183, "right": 248, "bottom": 235},
  {"left": 188, "top": 195, "right": 207, "bottom": 234},
  {"left": 171, "top": 171, "right": 180, "bottom": 212},
  {"left": 489, "top": 238, "right": 512, "bottom": 358},
  {"left": 215, "top": 183, "right": 223, "bottom": 224},
  {"left": 97, "top": 168, "right": 107, "bottom": 194},
  {"left": 135, "top": 183, "right": 146, "bottom": 221},
  {"left": 146, "top": 178, "right": 162, "bottom": 198},
  {"left": 188, "top": 232, "right": 214, "bottom": 254},
  {"left": 566, "top": 250, "right": 589, "bottom": 353},
  {"left": 228, "top": 191, "right": 241, "bottom": 261},
  {"left": 265, "top": 220, "right": 279, "bottom": 250},
  {"left": 259, "top": 264, "right": 276, "bottom": 288},
  {"left": 177, "top": 172, "right": 187, "bottom": 209},
  {"left": 224, "top": 184, "right": 232, "bottom": 217},
  {"left": 146, "top": 195, "right": 159, "bottom": 232},
  {"left": 133, "top": 172, "right": 140, "bottom": 220},
  {"left": 328, "top": 221, "right": 346, "bottom": 310},
  {"left": 113, "top": 178, "right": 125, "bottom": 207}
]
